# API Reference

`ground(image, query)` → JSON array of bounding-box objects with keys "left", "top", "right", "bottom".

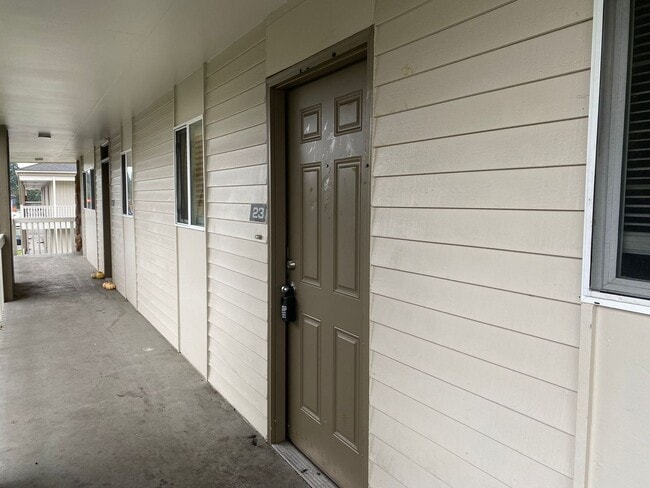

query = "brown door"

[{"left": 286, "top": 60, "right": 369, "bottom": 488}]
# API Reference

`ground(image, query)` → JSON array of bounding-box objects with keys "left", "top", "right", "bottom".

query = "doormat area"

[{"left": 273, "top": 442, "right": 338, "bottom": 488}]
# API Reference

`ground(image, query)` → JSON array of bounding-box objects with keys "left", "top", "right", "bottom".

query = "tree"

[{"left": 9, "top": 162, "right": 19, "bottom": 204}]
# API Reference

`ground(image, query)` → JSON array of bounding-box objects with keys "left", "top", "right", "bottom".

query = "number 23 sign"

[{"left": 249, "top": 204, "right": 267, "bottom": 223}]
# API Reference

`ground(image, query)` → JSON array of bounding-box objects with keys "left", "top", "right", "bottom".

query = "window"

[
  {"left": 121, "top": 150, "right": 133, "bottom": 216},
  {"left": 83, "top": 169, "right": 95, "bottom": 209},
  {"left": 592, "top": 0, "right": 650, "bottom": 298},
  {"left": 174, "top": 119, "right": 204, "bottom": 227}
]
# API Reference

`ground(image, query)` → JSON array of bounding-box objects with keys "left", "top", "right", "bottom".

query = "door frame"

[
  {"left": 100, "top": 143, "right": 112, "bottom": 278},
  {"left": 267, "top": 27, "right": 373, "bottom": 455}
]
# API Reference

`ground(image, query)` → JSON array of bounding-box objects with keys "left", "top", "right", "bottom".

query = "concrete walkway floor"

[{"left": 0, "top": 255, "right": 307, "bottom": 488}]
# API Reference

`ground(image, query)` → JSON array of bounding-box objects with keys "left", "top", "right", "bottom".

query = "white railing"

[
  {"left": 14, "top": 217, "right": 76, "bottom": 255},
  {"left": 20, "top": 205, "right": 75, "bottom": 219}
]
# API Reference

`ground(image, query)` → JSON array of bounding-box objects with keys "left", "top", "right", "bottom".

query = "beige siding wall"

[
  {"left": 132, "top": 91, "right": 179, "bottom": 348},
  {"left": 204, "top": 24, "right": 269, "bottom": 435},
  {"left": 94, "top": 145, "right": 105, "bottom": 273},
  {"left": 110, "top": 129, "right": 125, "bottom": 294},
  {"left": 369, "top": 1, "right": 592, "bottom": 487},
  {"left": 584, "top": 306, "right": 650, "bottom": 488}
]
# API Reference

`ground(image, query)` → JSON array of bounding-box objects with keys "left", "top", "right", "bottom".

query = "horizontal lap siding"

[
  {"left": 204, "top": 25, "right": 268, "bottom": 435},
  {"left": 94, "top": 146, "right": 104, "bottom": 272},
  {"left": 110, "top": 130, "right": 125, "bottom": 294},
  {"left": 369, "top": 0, "right": 591, "bottom": 487},
  {"left": 132, "top": 92, "right": 178, "bottom": 348}
]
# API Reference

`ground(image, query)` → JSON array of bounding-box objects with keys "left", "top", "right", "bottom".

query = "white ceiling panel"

[{"left": 0, "top": 0, "right": 285, "bottom": 163}]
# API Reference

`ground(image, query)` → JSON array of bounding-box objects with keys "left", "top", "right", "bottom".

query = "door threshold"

[{"left": 273, "top": 441, "right": 338, "bottom": 488}]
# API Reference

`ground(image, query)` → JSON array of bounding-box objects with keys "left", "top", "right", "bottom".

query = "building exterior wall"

[
  {"left": 586, "top": 306, "right": 650, "bottom": 488},
  {"left": 367, "top": 1, "right": 591, "bottom": 486},
  {"left": 110, "top": 129, "right": 126, "bottom": 293},
  {"left": 94, "top": 145, "right": 105, "bottom": 273},
  {"left": 204, "top": 23, "right": 269, "bottom": 435},
  {"left": 132, "top": 91, "right": 179, "bottom": 349},
  {"left": 76, "top": 0, "right": 650, "bottom": 486}
]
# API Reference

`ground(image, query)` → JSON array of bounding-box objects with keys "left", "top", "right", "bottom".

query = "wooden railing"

[
  {"left": 14, "top": 217, "right": 76, "bottom": 255},
  {"left": 21, "top": 205, "right": 75, "bottom": 218}
]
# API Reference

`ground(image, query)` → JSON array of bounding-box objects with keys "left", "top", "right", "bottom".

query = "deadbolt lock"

[{"left": 286, "top": 259, "right": 296, "bottom": 270}]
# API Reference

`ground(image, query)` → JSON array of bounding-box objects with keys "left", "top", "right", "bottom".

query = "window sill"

[
  {"left": 175, "top": 223, "right": 205, "bottom": 232},
  {"left": 582, "top": 289, "right": 650, "bottom": 316}
]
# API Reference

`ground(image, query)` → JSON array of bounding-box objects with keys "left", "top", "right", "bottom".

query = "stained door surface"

[{"left": 286, "top": 60, "right": 369, "bottom": 488}]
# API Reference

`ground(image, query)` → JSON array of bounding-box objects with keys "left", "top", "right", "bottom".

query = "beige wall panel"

[
  {"left": 83, "top": 209, "right": 98, "bottom": 270},
  {"left": 372, "top": 265, "right": 580, "bottom": 371},
  {"left": 94, "top": 147, "right": 104, "bottom": 273},
  {"left": 206, "top": 144, "right": 267, "bottom": 172},
  {"left": 205, "top": 84, "right": 265, "bottom": 126},
  {"left": 206, "top": 41, "right": 265, "bottom": 93},
  {"left": 208, "top": 362, "right": 266, "bottom": 434},
  {"left": 178, "top": 227, "right": 208, "bottom": 378},
  {"left": 372, "top": 408, "right": 511, "bottom": 488},
  {"left": 204, "top": 26, "right": 269, "bottom": 437},
  {"left": 109, "top": 130, "right": 125, "bottom": 294},
  {"left": 205, "top": 104, "right": 265, "bottom": 140},
  {"left": 206, "top": 164, "right": 267, "bottom": 188},
  {"left": 208, "top": 264, "right": 267, "bottom": 301},
  {"left": 375, "top": 0, "right": 508, "bottom": 54},
  {"left": 589, "top": 307, "right": 650, "bottom": 488},
  {"left": 209, "top": 309, "right": 267, "bottom": 360},
  {"left": 375, "top": 71, "right": 590, "bottom": 146},
  {"left": 265, "top": 0, "right": 374, "bottom": 75},
  {"left": 207, "top": 234, "right": 267, "bottom": 263},
  {"left": 175, "top": 66, "right": 204, "bottom": 125},
  {"left": 372, "top": 208, "right": 584, "bottom": 260},
  {"left": 372, "top": 237, "right": 582, "bottom": 304},
  {"left": 373, "top": 166, "right": 585, "bottom": 210},
  {"left": 372, "top": 323, "right": 576, "bottom": 434},
  {"left": 374, "top": 0, "right": 427, "bottom": 25},
  {"left": 123, "top": 216, "right": 137, "bottom": 306},
  {"left": 372, "top": 294, "right": 578, "bottom": 389},
  {"left": 205, "top": 124, "right": 266, "bottom": 156},
  {"left": 133, "top": 90, "right": 178, "bottom": 349},
  {"left": 370, "top": 437, "right": 454, "bottom": 488},
  {"left": 376, "top": 22, "right": 592, "bottom": 116},
  {"left": 206, "top": 63, "right": 265, "bottom": 109},
  {"left": 372, "top": 404, "right": 571, "bottom": 488},
  {"left": 372, "top": 353, "right": 575, "bottom": 476},
  {"left": 374, "top": 119, "right": 588, "bottom": 176},
  {"left": 375, "top": 0, "right": 592, "bottom": 85}
]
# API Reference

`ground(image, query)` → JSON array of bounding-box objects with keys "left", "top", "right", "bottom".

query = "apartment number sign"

[{"left": 249, "top": 204, "right": 267, "bottom": 223}]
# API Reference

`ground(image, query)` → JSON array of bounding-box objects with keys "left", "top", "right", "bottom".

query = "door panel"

[{"left": 287, "top": 60, "right": 369, "bottom": 488}]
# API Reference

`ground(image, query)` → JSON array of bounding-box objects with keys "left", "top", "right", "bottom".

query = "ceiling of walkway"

[{"left": 0, "top": 0, "right": 286, "bottom": 163}]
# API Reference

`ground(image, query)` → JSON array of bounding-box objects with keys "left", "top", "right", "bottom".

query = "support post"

[{"left": 0, "top": 126, "right": 14, "bottom": 301}]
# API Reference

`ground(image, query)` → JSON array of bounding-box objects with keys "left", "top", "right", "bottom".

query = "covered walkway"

[{"left": 0, "top": 255, "right": 306, "bottom": 488}]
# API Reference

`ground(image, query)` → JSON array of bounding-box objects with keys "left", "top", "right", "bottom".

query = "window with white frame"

[
  {"left": 83, "top": 169, "right": 95, "bottom": 210},
  {"left": 592, "top": 0, "right": 650, "bottom": 298},
  {"left": 174, "top": 119, "right": 204, "bottom": 226},
  {"left": 121, "top": 150, "right": 133, "bottom": 216}
]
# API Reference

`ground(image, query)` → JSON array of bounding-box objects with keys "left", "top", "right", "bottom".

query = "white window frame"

[
  {"left": 173, "top": 115, "right": 205, "bottom": 230},
  {"left": 121, "top": 149, "right": 134, "bottom": 218},
  {"left": 583, "top": 0, "right": 650, "bottom": 315}
]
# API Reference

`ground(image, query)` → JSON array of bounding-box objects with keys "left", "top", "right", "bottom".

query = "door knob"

[{"left": 286, "top": 259, "right": 296, "bottom": 270}]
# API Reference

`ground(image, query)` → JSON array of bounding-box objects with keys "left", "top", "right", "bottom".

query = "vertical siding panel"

[
  {"left": 94, "top": 146, "right": 104, "bottom": 272},
  {"left": 132, "top": 91, "right": 178, "bottom": 348},
  {"left": 369, "top": 1, "right": 589, "bottom": 486},
  {"left": 204, "top": 24, "right": 268, "bottom": 436},
  {"left": 109, "top": 130, "right": 125, "bottom": 294}
]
